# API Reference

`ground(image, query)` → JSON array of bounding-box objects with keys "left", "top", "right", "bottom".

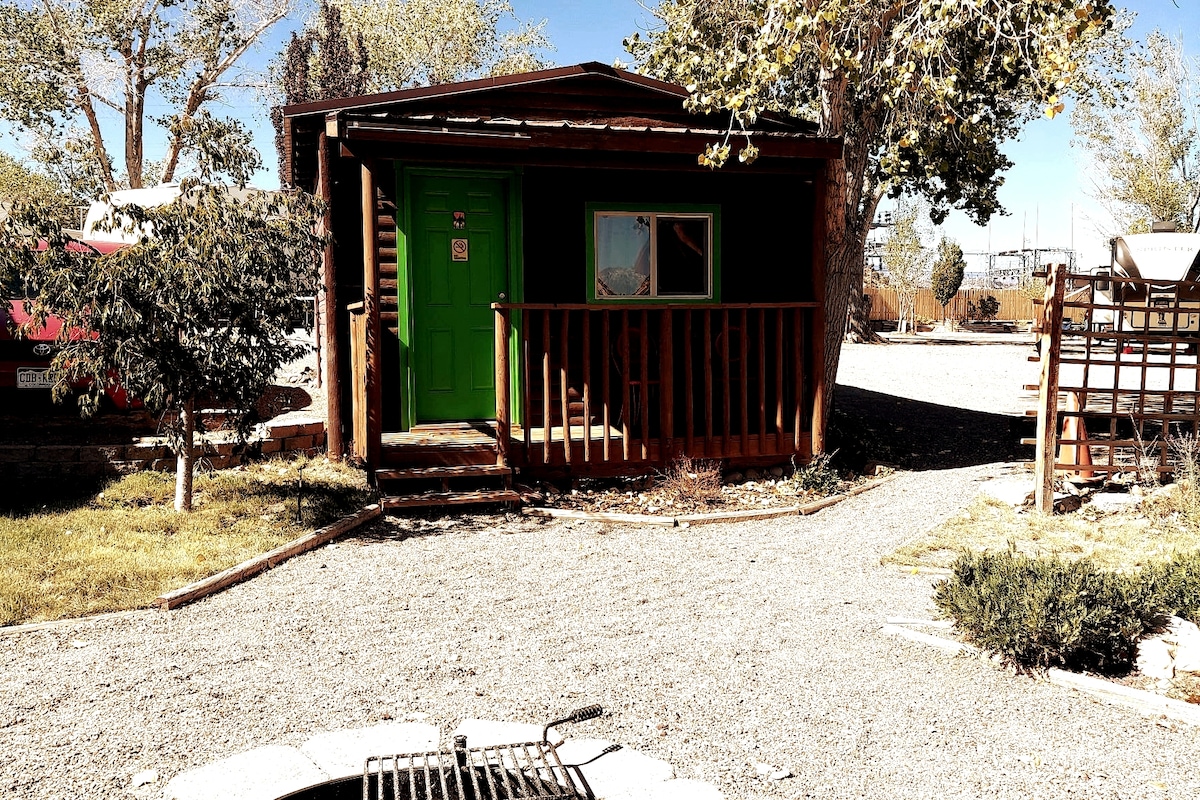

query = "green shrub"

[
  {"left": 1142, "top": 550, "right": 1200, "bottom": 623},
  {"left": 789, "top": 451, "right": 842, "bottom": 496},
  {"left": 933, "top": 549, "right": 1169, "bottom": 674}
]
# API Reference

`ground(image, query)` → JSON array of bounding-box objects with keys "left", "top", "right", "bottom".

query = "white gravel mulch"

[{"left": 4, "top": 337, "right": 1200, "bottom": 800}]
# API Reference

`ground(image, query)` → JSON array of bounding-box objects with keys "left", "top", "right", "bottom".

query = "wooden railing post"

[
  {"left": 1035, "top": 264, "right": 1067, "bottom": 513},
  {"left": 494, "top": 305, "right": 511, "bottom": 467},
  {"left": 360, "top": 159, "right": 382, "bottom": 470}
]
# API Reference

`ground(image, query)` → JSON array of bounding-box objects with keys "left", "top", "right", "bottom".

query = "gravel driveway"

[{"left": 4, "top": 336, "right": 1200, "bottom": 800}]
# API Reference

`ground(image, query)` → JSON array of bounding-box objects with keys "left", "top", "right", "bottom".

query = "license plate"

[{"left": 16, "top": 368, "right": 54, "bottom": 389}]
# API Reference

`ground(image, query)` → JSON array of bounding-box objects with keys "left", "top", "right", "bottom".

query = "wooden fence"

[{"left": 866, "top": 288, "right": 1052, "bottom": 323}]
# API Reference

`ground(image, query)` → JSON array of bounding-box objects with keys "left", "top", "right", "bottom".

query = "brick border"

[{"left": 0, "top": 418, "right": 327, "bottom": 481}]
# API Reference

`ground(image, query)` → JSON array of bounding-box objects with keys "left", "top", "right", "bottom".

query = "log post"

[
  {"left": 494, "top": 305, "right": 511, "bottom": 467},
  {"left": 361, "top": 159, "right": 382, "bottom": 470},
  {"left": 317, "top": 133, "right": 343, "bottom": 459},
  {"left": 1034, "top": 264, "right": 1067, "bottom": 513}
]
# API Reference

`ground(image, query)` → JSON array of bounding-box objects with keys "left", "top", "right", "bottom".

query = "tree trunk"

[
  {"left": 125, "top": 88, "right": 146, "bottom": 189},
  {"left": 818, "top": 136, "right": 880, "bottom": 429},
  {"left": 174, "top": 398, "right": 195, "bottom": 511}
]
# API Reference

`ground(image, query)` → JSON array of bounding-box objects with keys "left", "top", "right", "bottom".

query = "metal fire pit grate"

[{"left": 363, "top": 706, "right": 602, "bottom": 800}]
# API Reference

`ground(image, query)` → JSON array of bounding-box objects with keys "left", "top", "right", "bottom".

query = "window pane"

[
  {"left": 656, "top": 217, "right": 709, "bottom": 296},
  {"left": 595, "top": 215, "right": 651, "bottom": 296}
]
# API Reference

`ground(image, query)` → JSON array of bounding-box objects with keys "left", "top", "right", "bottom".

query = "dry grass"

[
  {"left": 0, "top": 457, "right": 372, "bottom": 626},
  {"left": 884, "top": 493, "right": 1200, "bottom": 571},
  {"left": 656, "top": 455, "right": 724, "bottom": 507}
]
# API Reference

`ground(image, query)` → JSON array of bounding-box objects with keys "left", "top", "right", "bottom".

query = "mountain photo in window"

[{"left": 595, "top": 215, "right": 650, "bottom": 296}]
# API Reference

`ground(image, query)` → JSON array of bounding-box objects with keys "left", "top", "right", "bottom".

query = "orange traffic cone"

[{"left": 1058, "top": 390, "right": 1094, "bottom": 482}]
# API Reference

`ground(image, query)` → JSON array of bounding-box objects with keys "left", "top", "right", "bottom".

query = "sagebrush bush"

[
  {"left": 790, "top": 452, "right": 842, "bottom": 496},
  {"left": 933, "top": 550, "right": 1169, "bottom": 674},
  {"left": 1142, "top": 550, "right": 1200, "bottom": 623}
]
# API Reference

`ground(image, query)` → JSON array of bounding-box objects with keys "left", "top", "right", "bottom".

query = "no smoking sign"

[{"left": 451, "top": 238, "right": 469, "bottom": 262}]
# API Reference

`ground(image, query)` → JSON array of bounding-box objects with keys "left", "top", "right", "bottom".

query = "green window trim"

[{"left": 585, "top": 203, "right": 721, "bottom": 303}]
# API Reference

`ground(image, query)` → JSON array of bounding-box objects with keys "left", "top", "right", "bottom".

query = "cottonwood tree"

[
  {"left": 882, "top": 197, "right": 931, "bottom": 334},
  {"left": 0, "top": 0, "right": 296, "bottom": 195},
  {"left": 627, "top": 0, "right": 1114, "bottom": 420},
  {"left": 322, "top": 0, "right": 552, "bottom": 92},
  {"left": 0, "top": 153, "right": 75, "bottom": 227},
  {"left": 930, "top": 237, "right": 966, "bottom": 325},
  {"left": 0, "top": 168, "right": 326, "bottom": 511},
  {"left": 1074, "top": 30, "right": 1200, "bottom": 234}
]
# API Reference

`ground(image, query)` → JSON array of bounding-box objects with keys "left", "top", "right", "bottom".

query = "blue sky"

[{"left": 3, "top": 1, "right": 1196, "bottom": 269}]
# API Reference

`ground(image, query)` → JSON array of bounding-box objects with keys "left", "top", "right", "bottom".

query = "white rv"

[{"left": 1094, "top": 229, "right": 1200, "bottom": 335}]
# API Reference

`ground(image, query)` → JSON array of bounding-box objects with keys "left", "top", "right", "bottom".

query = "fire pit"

[
  {"left": 162, "top": 708, "right": 725, "bottom": 800},
  {"left": 280, "top": 707, "right": 603, "bottom": 800}
]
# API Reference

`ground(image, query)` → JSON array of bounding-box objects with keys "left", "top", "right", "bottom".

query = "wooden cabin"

[{"left": 281, "top": 63, "right": 842, "bottom": 508}]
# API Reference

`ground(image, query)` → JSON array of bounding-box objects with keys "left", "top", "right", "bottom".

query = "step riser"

[{"left": 380, "top": 448, "right": 498, "bottom": 468}]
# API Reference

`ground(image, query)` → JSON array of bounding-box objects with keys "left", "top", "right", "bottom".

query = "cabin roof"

[{"left": 283, "top": 62, "right": 839, "bottom": 188}]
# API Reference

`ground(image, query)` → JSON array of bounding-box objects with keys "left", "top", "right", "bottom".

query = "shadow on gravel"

[{"left": 832, "top": 384, "right": 1034, "bottom": 471}]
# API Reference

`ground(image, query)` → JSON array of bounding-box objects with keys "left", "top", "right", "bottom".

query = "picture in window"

[{"left": 593, "top": 212, "right": 712, "bottom": 299}]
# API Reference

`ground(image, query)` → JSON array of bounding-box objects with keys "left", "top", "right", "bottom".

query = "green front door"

[{"left": 410, "top": 174, "right": 509, "bottom": 421}]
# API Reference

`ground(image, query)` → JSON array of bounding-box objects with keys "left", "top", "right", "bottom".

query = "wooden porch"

[
  {"left": 493, "top": 301, "right": 823, "bottom": 475},
  {"left": 368, "top": 301, "right": 824, "bottom": 483}
]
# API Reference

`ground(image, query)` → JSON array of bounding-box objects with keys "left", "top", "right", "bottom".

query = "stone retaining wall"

[{"left": 0, "top": 419, "right": 326, "bottom": 482}]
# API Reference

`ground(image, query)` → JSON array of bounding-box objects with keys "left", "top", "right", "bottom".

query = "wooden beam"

[
  {"left": 494, "top": 306, "right": 511, "bottom": 467},
  {"left": 1034, "top": 264, "right": 1067, "bottom": 513},
  {"left": 810, "top": 166, "right": 828, "bottom": 454},
  {"left": 361, "top": 159, "right": 383, "bottom": 470},
  {"left": 317, "top": 132, "right": 344, "bottom": 459}
]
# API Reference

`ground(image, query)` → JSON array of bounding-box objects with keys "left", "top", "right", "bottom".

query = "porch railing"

[{"left": 493, "top": 302, "right": 820, "bottom": 470}]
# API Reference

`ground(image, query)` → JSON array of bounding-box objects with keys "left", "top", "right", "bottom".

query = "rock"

[
  {"left": 724, "top": 472, "right": 743, "bottom": 485},
  {"left": 299, "top": 723, "right": 439, "bottom": 780},
  {"left": 744, "top": 469, "right": 760, "bottom": 482},
  {"left": 163, "top": 746, "right": 328, "bottom": 800},
  {"left": 1149, "top": 482, "right": 1181, "bottom": 502},
  {"left": 768, "top": 467, "right": 784, "bottom": 478},
  {"left": 978, "top": 475, "right": 1034, "bottom": 507},
  {"left": 1053, "top": 493, "right": 1082, "bottom": 513},
  {"left": 1168, "top": 617, "right": 1200, "bottom": 674},
  {"left": 1087, "top": 492, "right": 1141, "bottom": 514},
  {"left": 1136, "top": 637, "right": 1174, "bottom": 681},
  {"left": 130, "top": 769, "right": 158, "bottom": 788}
]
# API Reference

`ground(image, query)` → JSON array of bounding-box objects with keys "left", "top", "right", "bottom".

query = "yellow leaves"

[
  {"left": 698, "top": 142, "right": 731, "bottom": 169},
  {"left": 1044, "top": 102, "right": 1065, "bottom": 119}
]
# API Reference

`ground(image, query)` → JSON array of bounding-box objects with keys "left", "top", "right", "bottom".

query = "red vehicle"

[{"left": 1, "top": 238, "right": 134, "bottom": 406}]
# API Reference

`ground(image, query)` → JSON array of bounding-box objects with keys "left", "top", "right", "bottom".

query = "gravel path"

[{"left": 4, "top": 337, "right": 1200, "bottom": 800}]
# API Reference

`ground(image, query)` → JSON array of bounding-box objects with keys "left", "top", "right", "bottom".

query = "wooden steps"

[
  {"left": 375, "top": 429, "right": 517, "bottom": 511},
  {"left": 382, "top": 489, "right": 521, "bottom": 510}
]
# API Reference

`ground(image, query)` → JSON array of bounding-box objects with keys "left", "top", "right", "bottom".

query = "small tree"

[
  {"left": 930, "top": 238, "right": 966, "bottom": 325},
  {"left": 0, "top": 171, "right": 326, "bottom": 511},
  {"left": 882, "top": 197, "right": 931, "bottom": 334}
]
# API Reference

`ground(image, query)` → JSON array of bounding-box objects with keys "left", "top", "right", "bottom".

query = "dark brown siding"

[{"left": 520, "top": 167, "right": 816, "bottom": 305}]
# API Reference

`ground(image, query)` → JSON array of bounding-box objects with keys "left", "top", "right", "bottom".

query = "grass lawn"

[
  {"left": 885, "top": 487, "right": 1200, "bottom": 571},
  {"left": 0, "top": 457, "right": 372, "bottom": 627}
]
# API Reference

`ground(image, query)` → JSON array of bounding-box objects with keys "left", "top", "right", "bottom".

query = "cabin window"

[{"left": 587, "top": 206, "right": 718, "bottom": 302}]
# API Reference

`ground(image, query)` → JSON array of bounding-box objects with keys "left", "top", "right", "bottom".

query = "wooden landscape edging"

[
  {"left": 155, "top": 503, "right": 382, "bottom": 611},
  {"left": 521, "top": 473, "right": 894, "bottom": 527}
]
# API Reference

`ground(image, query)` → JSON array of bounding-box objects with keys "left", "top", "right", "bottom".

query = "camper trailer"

[{"left": 1093, "top": 227, "right": 1200, "bottom": 336}]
